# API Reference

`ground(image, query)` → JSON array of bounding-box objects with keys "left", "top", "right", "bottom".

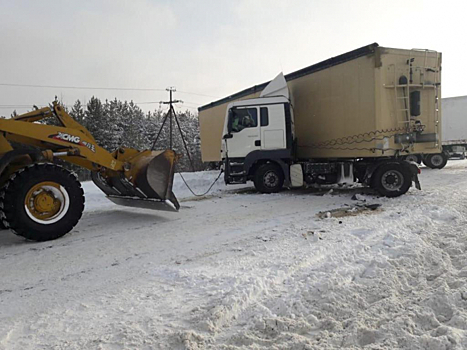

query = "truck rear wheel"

[
  {"left": 423, "top": 153, "right": 448, "bottom": 169},
  {"left": 253, "top": 163, "right": 284, "bottom": 193},
  {"left": 0, "top": 164, "right": 85, "bottom": 241},
  {"left": 372, "top": 163, "right": 412, "bottom": 197}
]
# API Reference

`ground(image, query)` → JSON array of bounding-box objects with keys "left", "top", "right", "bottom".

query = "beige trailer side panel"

[
  {"left": 291, "top": 54, "right": 376, "bottom": 158},
  {"left": 199, "top": 44, "right": 441, "bottom": 162}
]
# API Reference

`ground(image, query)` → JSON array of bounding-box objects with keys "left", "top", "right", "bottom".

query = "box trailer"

[
  {"left": 198, "top": 43, "right": 442, "bottom": 197},
  {"left": 402, "top": 96, "right": 467, "bottom": 168},
  {"left": 442, "top": 96, "right": 467, "bottom": 158}
]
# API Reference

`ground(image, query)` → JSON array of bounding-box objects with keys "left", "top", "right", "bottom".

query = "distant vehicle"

[
  {"left": 199, "top": 44, "right": 442, "bottom": 197},
  {"left": 403, "top": 95, "right": 467, "bottom": 168}
]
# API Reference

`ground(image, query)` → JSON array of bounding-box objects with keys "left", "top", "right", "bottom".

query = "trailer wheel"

[
  {"left": 0, "top": 164, "right": 84, "bottom": 241},
  {"left": 254, "top": 163, "right": 284, "bottom": 193},
  {"left": 423, "top": 153, "right": 448, "bottom": 169},
  {"left": 404, "top": 154, "right": 422, "bottom": 164},
  {"left": 372, "top": 163, "right": 412, "bottom": 197}
]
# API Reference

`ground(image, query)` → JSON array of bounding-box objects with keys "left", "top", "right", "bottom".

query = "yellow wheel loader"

[{"left": 0, "top": 101, "right": 180, "bottom": 241}]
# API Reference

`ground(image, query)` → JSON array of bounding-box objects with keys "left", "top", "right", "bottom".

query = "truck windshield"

[{"left": 231, "top": 108, "right": 258, "bottom": 132}]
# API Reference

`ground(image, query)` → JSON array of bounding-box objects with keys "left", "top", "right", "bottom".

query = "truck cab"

[
  {"left": 222, "top": 96, "right": 293, "bottom": 157},
  {"left": 221, "top": 74, "right": 296, "bottom": 191}
]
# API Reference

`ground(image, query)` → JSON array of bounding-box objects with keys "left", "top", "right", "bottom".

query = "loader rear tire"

[{"left": 0, "top": 164, "right": 84, "bottom": 241}]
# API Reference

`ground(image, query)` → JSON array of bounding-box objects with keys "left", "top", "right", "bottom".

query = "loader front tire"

[{"left": 0, "top": 164, "right": 84, "bottom": 241}]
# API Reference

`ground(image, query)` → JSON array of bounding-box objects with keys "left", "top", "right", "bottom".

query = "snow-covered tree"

[
  {"left": 145, "top": 107, "right": 204, "bottom": 172},
  {"left": 85, "top": 97, "right": 122, "bottom": 152},
  {"left": 56, "top": 96, "right": 206, "bottom": 179},
  {"left": 69, "top": 100, "right": 85, "bottom": 125}
]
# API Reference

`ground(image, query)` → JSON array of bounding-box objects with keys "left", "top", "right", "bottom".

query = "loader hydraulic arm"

[
  {"left": 0, "top": 102, "right": 124, "bottom": 172},
  {"left": 13, "top": 102, "right": 97, "bottom": 143},
  {"left": 13, "top": 106, "right": 54, "bottom": 122}
]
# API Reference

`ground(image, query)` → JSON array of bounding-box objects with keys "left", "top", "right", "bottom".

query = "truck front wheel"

[
  {"left": 423, "top": 153, "right": 448, "bottom": 169},
  {"left": 372, "top": 163, "right": 412, "bottom": 197},
  {"left": 253, "top": 163, "right": 284, "bottom": 193}
]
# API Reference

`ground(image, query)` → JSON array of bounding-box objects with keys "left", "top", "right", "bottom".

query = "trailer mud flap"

[
  {"left": 413, "top": 175, "right": 421, "bottom": 190},
  {"left": 404, "top": 160, "right": 421, "bottom": 190}
]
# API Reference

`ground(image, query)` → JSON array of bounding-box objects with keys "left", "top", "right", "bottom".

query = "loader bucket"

[{"left": 91, "top": 150, "right": 180, "bottom": 212}]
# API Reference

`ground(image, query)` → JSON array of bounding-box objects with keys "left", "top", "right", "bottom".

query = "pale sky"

[{"left": 0, "top": 0, "right": 465, "bottom": 115}]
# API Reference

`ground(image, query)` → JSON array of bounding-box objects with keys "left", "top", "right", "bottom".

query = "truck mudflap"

[{"left": 404, "top": 160, "right": 421, "bottom": 190}]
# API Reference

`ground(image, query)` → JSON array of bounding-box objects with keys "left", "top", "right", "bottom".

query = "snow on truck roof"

[{"left": 198, "top": 42, "right": 379, "bottom": 112}]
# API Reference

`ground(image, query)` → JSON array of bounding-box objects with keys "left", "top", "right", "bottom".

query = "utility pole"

[
  {"left": 156, "top": 87, "right": 182, "bottom": 149},
  {"left": 151, "top": 87, "right": 196, "bottom": 171}
]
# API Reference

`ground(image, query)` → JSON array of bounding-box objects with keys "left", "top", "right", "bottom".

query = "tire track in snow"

[{"left": 197, "top": 173, "right": 467, "bottom": 349}]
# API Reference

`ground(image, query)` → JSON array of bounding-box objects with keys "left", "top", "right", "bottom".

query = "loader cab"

[{"left": 222, "top": 96, "right": 294, "bottom": 159}]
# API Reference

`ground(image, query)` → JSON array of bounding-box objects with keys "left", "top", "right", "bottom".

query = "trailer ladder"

[{"left": 385, "top": 49, "right": 440, "bottom": 135}]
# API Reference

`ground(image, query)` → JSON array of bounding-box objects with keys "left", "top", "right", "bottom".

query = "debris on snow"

[{"left": 318, "top": 203, "right": 382, "bottom": 218}]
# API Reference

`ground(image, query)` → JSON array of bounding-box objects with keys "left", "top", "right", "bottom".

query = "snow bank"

[{"left": 1, "top": 161, "right": 467, "bottom": 349}]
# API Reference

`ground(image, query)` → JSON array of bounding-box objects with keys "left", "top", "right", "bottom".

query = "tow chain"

[{"left": 178, "top": 170, "right": 223, "bottom": 197}]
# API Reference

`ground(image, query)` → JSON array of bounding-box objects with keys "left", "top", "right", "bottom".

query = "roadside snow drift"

[{"left": 1, "top": 163, "right": 467, "bottom": 349}]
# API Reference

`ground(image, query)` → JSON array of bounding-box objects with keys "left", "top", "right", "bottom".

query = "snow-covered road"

[{"left": 1, "top": 161, "right": 467, "bottom": 349}]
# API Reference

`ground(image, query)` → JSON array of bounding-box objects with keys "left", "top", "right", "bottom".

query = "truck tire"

[
  {"left": 372, "top": 163, "right": 412, "bottom": 197},
  {"left": 423, "top": 153, "right": 448, "bottom": 169},
  {"left": 253, "top": 163, "right": 284, "bottom": 193},
  {"left": 404, "top": 154, "right": 422, "bottom": 164},
  {"left": 0, "top": 164, "right": 85, "bottom": 241}
]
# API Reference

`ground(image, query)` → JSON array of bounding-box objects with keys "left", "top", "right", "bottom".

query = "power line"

[
  {"left": 0, "top": 102, "right": 199, "bottom": 111},
  {"left": 136, "top": 100, "right": 200, "bottom": 107},
  {"left": 177, "top": 90, "right": 220, "bottom": 99},
  {"left": 0, "top": 104, "right": 72, "bottom": 109},
  {"left": 175, "top": 105, "right": 198, "bottom": 110},
  {"left": 0, "top": 83, "right": 220, "bottom": 98},
  {"left": 182, "top": 101, "right": 202, "bottom": 106},
  {"left": 0, "top": 83, "right": 165, "bottom": 92}
]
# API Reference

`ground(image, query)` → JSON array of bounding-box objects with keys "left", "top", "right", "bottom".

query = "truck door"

[
  {"left": 259, "top": 104, "right": 286, "bottom": 150},
  {"left": 226, "top": 107, "right": 261, "bottom": 158}
]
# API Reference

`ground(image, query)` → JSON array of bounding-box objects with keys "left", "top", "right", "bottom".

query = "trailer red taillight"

[{"left": 418, "top": 168, "right": 421, "bottom": 174}]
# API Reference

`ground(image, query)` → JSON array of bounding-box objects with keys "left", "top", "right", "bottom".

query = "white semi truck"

[
  {"left": 405, "top": 96, "right": 467, "bottom": 168},
  {"left": 198, "top": 44, "right": 442, "bottom": 197}
]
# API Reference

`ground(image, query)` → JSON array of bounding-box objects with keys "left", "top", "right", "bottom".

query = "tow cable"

[
  {"left": 150, "top": 99, "right": 225, "bottom": 198},
  {"left": 178, "top": 170, "right": 224, "bottom": 197}
]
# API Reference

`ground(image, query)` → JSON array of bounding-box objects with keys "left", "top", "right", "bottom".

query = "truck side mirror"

[{"left": 227, "top": 109, "right": 234, "bottom": 134}]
